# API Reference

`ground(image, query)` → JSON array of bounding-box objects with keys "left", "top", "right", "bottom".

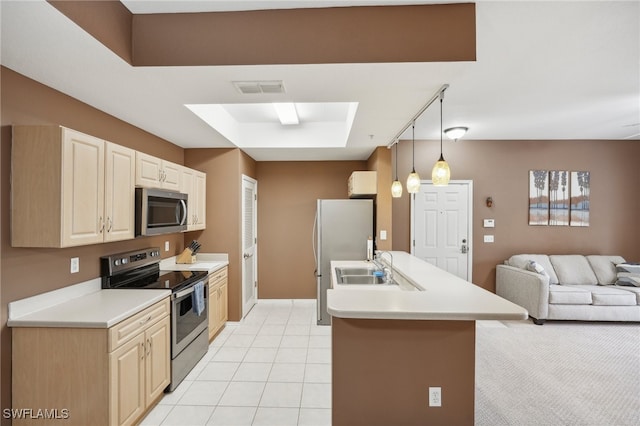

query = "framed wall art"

[
  {"left": 549, "top": 170, "right": 569, "bottom": 226},
  {"left": 570, "top": 171, "right": 590, "bottom": 227},
  {"left": 529, "top": 170, "right": 549, "bottom": 225}
]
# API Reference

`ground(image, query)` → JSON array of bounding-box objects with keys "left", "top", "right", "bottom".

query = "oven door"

[{"left": 171, "top": 281, "right": 208, "bottom": 358}]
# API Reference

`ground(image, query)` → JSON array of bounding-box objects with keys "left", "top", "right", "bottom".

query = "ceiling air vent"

[{"left": 233, "top": 80, "right": 285, "bottom": 95}]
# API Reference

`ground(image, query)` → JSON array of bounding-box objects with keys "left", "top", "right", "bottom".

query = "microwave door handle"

[{"left": 177, "top": 199, "right": 188, "bottom": 226}]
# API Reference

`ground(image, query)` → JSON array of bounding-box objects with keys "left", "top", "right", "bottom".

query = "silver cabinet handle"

[{"left": 99, "top": 216, "right": 104, "bottom": 233}]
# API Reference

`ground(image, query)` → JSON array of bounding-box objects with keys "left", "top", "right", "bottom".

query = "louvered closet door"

[{"left": 241, "top": 175, "right": 258, "bottom": 318}]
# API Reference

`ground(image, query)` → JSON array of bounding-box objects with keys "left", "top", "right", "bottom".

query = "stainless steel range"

[{"left": 101, "top": 247, "right": 209, "bottom": 392}]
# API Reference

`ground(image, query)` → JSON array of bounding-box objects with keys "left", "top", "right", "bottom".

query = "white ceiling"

[{"left": 1, "top": 1, "right": 638, "bottom": 161}]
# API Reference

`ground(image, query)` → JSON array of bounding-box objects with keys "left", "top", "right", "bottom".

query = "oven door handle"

[{"left": 174, "top": 285, "right": 195, "bottom": 299}]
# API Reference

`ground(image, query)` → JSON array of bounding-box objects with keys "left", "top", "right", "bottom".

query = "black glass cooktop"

[{"left": 102, "top": 263, "right": 208, "bottom": 293}]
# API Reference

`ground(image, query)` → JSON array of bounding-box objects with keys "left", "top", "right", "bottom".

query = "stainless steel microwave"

[{"left": 135, "top": 188, "right": 188, "bottom": 236}]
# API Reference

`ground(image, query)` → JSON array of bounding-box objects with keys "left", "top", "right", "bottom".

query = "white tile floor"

[{"left": 140, "top": 300, "right": 332, "bottom": 426}]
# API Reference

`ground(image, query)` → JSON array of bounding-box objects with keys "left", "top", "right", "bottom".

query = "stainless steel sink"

[
  {"left": 335, "top": 267, "right": 378, "bottom": 276},
  {"left": 335, "top": 267, "right": 398, "bottom": 286}
]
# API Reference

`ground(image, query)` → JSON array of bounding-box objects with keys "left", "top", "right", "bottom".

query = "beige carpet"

[{"left": 475, "top": 320, "right": 640, "bottom": 426}]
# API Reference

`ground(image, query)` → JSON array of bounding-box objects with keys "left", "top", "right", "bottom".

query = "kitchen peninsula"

[{"left": 327, "top": 251, "right": 528, "bottom": 426}]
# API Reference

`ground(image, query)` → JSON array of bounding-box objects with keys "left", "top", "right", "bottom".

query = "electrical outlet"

[
  {"left": 484, "top": 235, "right": 495, "bottom": 243},
  {"left": 429, "top": 387, "right": 442, "bottom": 407},
  {"left": 70, "top": 257, "right": 80, "bottom": 274},
  {"left": 165, "top": 241, "right": 170, "bottom": 251}
]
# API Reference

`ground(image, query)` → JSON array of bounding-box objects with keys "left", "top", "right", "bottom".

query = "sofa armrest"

[{"left": 496, "top": 264, "right": 549, "bottom": 320}]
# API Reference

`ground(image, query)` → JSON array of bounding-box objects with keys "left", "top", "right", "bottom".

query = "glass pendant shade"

[
  {"left": 431, "top": 155, "right": 450, "bottom": 186},
  {"left": 391, "top": 179, "right": 403, "bottom": 198},
  {"left": 406, "top": 170, "right": 421, "bottom": 193}
]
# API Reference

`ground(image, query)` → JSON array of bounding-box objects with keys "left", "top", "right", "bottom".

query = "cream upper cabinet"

[
  {"left": 193, "top": 171, "right": 207, "bottom": 230},
  {"left": 136, "top": 152, "right": 181, "bottom": 191},
  {"left": 61, "top": 128, "right": 106, "bottom": 246},
  {"left": 11, "top": 126, "right": 135, "bottom": 247},
  {"left": 181, "top": 166, "right": 206, "bottom": 231},
  {"left": 104, "top": 142, "right": 136, "bottom": 242}
]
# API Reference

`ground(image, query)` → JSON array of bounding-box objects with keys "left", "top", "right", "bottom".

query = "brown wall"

[
  {"left": 255, "top": 161, "right": 367, "bottom": 299},
  {"left": 367, "top": 146, "right": 393, "bottom": 250},
  {"left": 0, "top": 67, "right": 187, "bottom": 418},
  {"left": 392, "top": 138, "right": 640, "bottom": 291},
  {"left": 184, "top": 148, "right": 257, "bottom": 322}
]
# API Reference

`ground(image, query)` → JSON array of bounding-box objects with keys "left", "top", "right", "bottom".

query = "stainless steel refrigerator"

[{"left": 313, "top": 199, "right": 374, "bottom": 325}]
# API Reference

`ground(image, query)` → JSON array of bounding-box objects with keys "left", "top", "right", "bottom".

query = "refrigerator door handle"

[
  {"left": 316, "top": 278, "right": 321, "bottom": 323},
  {"left": 312, "top": 209, "right": 318, "bottom": 271}
]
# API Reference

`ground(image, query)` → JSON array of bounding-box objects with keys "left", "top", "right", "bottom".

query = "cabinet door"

[
  {"left": 208, "top": 282, "right": 221, "bottom": 340},
  {"left": 105, "top": 142, "right": 135, "bottom": 242},
  {"left": 193, "top": 171, "right": 207, "bottom": 230},
  {"left": 110, "top": 334, "right": 145, "bottom": 426},
  {"left": 145, "top": 317, "right": 171, "bottom": 406},
  {"left": 61, "top": 128, "right": 105, "bottom": 247},
  {"left": 135, "top": 152, "right": 162, "bottom": 188},
  {"left": 161, "top": 161, "right": 181, "bottom": 191},
  {"left": 181, "top": 167, "right": 195, "bottom": 230},
  {"left": 218, "top": 282, "right": 228, "bottom": 324}
]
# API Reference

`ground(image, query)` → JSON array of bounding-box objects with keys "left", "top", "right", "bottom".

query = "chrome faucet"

[{"left": 373, "top": 250, "right": 394, "bottom": 283}]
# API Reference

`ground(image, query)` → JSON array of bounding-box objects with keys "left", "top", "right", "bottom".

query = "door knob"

[
  {"left": 461, "top": 238, "right": 468, "bottom": 254},
  {"left": 243, "top": 253, "right": 251, "bottom": 259}
]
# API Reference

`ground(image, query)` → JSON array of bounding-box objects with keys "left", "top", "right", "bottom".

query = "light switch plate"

[
  {"left": 483, "top": 219, "right": 495, "bottom": 228},
  {"left": 484, "top": 235, "right": 495, "bottom": 243},
  {"left": 380, "top": 230, "right": 387, "bottom": 241}
]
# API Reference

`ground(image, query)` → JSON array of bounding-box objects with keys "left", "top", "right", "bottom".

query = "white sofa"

[{"left": 496, "top": 254, "right": 640, "bottom": 324}]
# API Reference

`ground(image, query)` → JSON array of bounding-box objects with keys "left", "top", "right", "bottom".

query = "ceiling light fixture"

[
  {"left": 273, "top": 103, "right": 299, "bottom": 125},
  {"left": 431, "top": 92, "right": 451, "bottom": 186},
  {"left": 406, "top": 122, "right": 421, "bottom": 194},
  {"left": 391, "top": 142, "right": 403, "bottom": 198},
  {"left": 444, "top": 126, "right": 468, "bottom": 141}
]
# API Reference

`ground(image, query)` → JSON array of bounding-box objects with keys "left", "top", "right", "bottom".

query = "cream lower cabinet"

[
  {"left": 208, "top": 267, "right": 229, "bottom": 340},
  {"left": 12, "top": 299, "right": 170, "bottom": 426},
  {"left": 11, "top": 125, "right": 135, "bottom": 247}
]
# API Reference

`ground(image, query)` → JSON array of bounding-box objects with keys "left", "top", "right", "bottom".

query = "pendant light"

[
  {"left": 391, "top": 142, "right": 403, "bottom": 198},
  {"left": 406, "top": 122, "right": 421, "bottom": 193},
  {"left": 431, "top": 93, "right": 450, "bottom": 186}
]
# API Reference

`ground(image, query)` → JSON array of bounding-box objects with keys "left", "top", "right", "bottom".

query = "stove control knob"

[
  {"left": 122, "top": 258, "right": 128, "bottom": 264},
  {"left": 114, "top": 259, "right": 120, "bottom": 266}
]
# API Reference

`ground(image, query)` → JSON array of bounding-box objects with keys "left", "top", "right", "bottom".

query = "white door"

[
  {"left": 411, "top": 180, "right": 473, "bottom": 281},
  {"left": 241, "top": 175, "right": 258, "bottom": 318}
]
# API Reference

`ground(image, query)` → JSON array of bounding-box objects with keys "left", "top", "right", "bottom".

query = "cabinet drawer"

[
  {"left": 208, "top": 267, "right": 228, "bottom": 287},
  {"left": 109, "top": 299, "right": 170, "bottom": 352}
]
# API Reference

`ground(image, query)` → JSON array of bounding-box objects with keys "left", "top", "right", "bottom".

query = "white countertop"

[
  {"left": 327, "top": 251, "right": 528, "bottom": 321},
  {"left": 8, "top": 288, "right": 170, "bottom": 328},
  {"left": 160, "top": 253, "right": 229, "bottom": 273}
]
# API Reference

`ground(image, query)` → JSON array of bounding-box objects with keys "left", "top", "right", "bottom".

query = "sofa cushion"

[
  {"left": 575, "top": 285, "right": 638, "bottom": 306},
  {"left": 507, "top": 255, "right": 558, "bottom": 284},
  {"left": 614, "top": 285, "right": 640, "bottom": 305},
  {"left": 616, "top": 273, "right": 640, "bottom": 287},
  {"left": 549, "top": 255, "right": 598, "bottom": 285},
  {"left": 548, "top": 285, "right": 592, "bottom": 305},
  {"left": 586, "top": 255, "right": 626, "bottom": 285},
  {"left": 526, "top": 260, "right": 550, "bottom": 280},
  {"left": 616, "top": 262, "right": 640, "bottom": 274}
]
